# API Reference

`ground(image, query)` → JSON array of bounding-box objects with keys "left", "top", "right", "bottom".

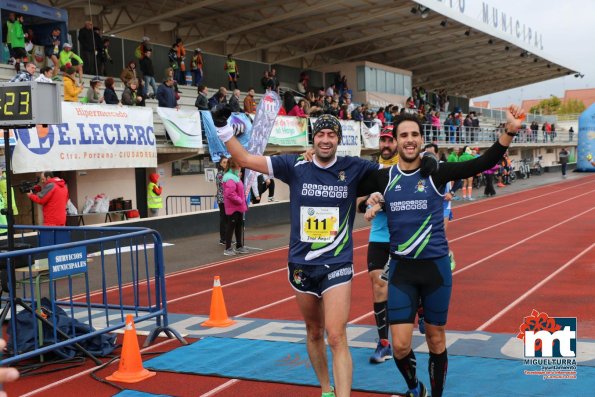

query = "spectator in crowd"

[
  {"left": 5, "top": 12, "right": 16, "bottom": 62},
  {"left": 136, "top": 36, "right": 151, "bottom": 60},
  {"left": 156, "top": 77, "right": 178, "bottom": 108},
  {"left": 35, "top": 66, "right": 54, "bottom": 83},
  {"left": 165, "top": 67, "right": 181, "bottom": 97},
  {"left": 251, "top": 173, "right": 276, "bottom": 204},
  {"left": 59, "top": 43, "right": 84, "bottom": 84},
  {"left": 269, "top": 68, "right": 279, "bottom": 92},
  {"left": 243, "top": 88, "right": 257, "bottom": 114},
  {"left": 497, "top": 153, "right": 512, "bottom": 187},
  {"left": 168, "top": 41, "right": 180, "bottom": 78},
  {"left": 78, "top": 21, "right": 95, "bottom": 74},
  {"left": 325, "top": 100, "right": 340, "bottom": 117},
  {"left": 483, "top": 161, "right": 499, "bottom": 197},
  {"left": 147, "top": 173, "right": 163, "bottom": 217},
  {"left": 8, "top": 14, "right": 26, "bottom": 72},
  {"left": 229, "top": 89, "right": 243, "bottom": 113},
  {"left": 208, "top": 87, "right": 228, "bottom": 110},
  {"left": 120, "top": 60, "right": 137, "bottom": 86},
  {"left": 559, "top": 147, "right": 569, "bottom": 178},
  {"left": 471, "top": 111, "right": 480, "bottom": 141},
  {"left": 121, "top": 78, "right": 143, "bottom": 106},
  {"left": 568, "top": 126, "right": 574, "bottom": 141},
  {"left": 103, "top": 77, "right": 119, "bottom": 105},
  {"left": 224, "top": 54, "right": 239, "bottom": 90},
  {"left": 325, "top": 83, "right": 335, "bottom": 98},
  {"left": 458, "top": 146, "right": 476, "bottom": 200},
  {"left": 98, "top": 38, "right": 112, "bottom": 77},
  {"left": 463, "top": 114, "right": 473, "bottom": 143},
  {"left": 280, "top": 91, "right": 306, "bottom": 117},
  {"left": 191, "top": 48, "right": 204, "bottom": 86},
  {"left": 351, "top": 104, "right": 364, "bottom": 121},
  {"left": 43, "top": 26, "right": 62, "bottom": 80},
  {"left": 541, "top": 122, "right": 549, "bottom": 143},
  {"left": 530, "top": 120, "right": 539, "bottom": 142},
  {"left": 28, "top": 171, "right": 69, "bottom": 226},
  {"left": 550, "top": 123, "right": 556, "bottom": 142},
  {"left": 9, "top": 61, "right": 35, "bottom": 82},
  {"left": 215, "top": 157, "right": 229, "bottom": 245},
  {"left": 261, "top": 70, "right": 271, "bottom": 91},
  {"left": 139, "top": 49, "right": 157, "bottom": 99},
  {"left": 62, "top": 65, "right": 83, "bottom": 102},
  {"left": 195, "top": 85, "right": 209, "bottom": 110},
  {"left": 298, "top": 99, "right": 312, "bottom": 116},
  {"left": 431, "top": 111, "right": 441, "bottom": 142},
  {"left": 175, "top": 38, "right": 186, "bottom": 85},
  {"left": 222, "top": 157, "right": 248, "bottom": 256},
  {"left": 85, "top": 76, "right": 104, "bottom": 103}
]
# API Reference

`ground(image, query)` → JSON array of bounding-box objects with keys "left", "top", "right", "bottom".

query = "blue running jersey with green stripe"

[
  {"left": 384, "top": 165, "right": 447, "bottom": 259},
  {"left": 269, "top": 154, "right": 379, "bottom": 265}
]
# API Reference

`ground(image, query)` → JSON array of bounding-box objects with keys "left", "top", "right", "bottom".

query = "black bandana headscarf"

[{"left": 312, "top": 114, "right": 342, "bottom": 144}]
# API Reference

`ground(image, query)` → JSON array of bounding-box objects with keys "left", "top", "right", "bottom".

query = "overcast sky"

[{"left": 470, "top": 0, "right": 595, "bottom": 107}]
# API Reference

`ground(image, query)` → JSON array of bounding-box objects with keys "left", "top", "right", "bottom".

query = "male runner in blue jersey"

[
  {"left": 359, "top": 106, "right": 524, "bottom": 397},
  {"left": 356, "top": 126, "right": 398, "bottom": 363},
  {"left": 214, "top": 111, "right": 382, "bottom": 397}
]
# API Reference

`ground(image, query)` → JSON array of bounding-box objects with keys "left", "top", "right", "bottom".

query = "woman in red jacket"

[
  {"left": 28, "top": 171, "right": 69, "bottom": 226},
  {"left": 222, "top": 158, "right": 248, "bottom": 256}
]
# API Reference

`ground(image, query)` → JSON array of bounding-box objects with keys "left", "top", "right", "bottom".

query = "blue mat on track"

[
  {"left": 144, "top": 337, "right": 595, "bottom": 396},
  {"left": 113, "top": 392, "right": 172, "bottom": 397}
]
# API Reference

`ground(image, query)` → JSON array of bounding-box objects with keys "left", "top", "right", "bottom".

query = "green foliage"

[{"left": 529, "top": 96, "right": 585, "bottom": 115}]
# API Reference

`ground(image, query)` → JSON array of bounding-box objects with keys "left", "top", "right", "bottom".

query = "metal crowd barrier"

[
  {"left": 0, "top": 224, "right": 186, "bottom": 366},
  {"left": 165, "top": 195, "right": 217, "bottom": 215}
]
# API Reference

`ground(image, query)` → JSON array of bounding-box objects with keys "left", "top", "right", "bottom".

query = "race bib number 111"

[{"left": 300, "top": 207, "right": 339, "bottom": 243}]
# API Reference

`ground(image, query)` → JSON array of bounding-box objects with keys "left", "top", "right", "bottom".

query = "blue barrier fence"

[
  {"left": 165, "top": 195, "right": 217, "bottom": 215},
  {"left": 0, "top": 224, "right": 186, "bottom": 366}
]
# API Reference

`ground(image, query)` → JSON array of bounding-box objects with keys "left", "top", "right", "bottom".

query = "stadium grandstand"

[{"left": 1, "top": 2, "right": 593, "bottom": 395}]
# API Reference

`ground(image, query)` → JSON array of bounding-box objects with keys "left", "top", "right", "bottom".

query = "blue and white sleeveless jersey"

[
  {"left": 268, "top": 154, "right": 379, "bottom": 265},
  {"left": 384, "top": 165, "right": 448, "bottom": 259}
]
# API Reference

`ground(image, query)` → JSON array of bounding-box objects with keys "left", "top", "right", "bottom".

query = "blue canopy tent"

[{"left": 1, "top": 0, "right": 68, "bottom": 63}]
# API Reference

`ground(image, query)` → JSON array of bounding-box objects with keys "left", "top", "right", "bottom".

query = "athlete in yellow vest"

[
  {"left": 147, "top": 173, "right": 163, "bottom": 216},
  {"left": 224, "top": 53, "right": 239, "bottom": 90}
]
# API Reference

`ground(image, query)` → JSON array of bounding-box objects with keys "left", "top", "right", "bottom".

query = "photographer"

[{"left": 27, "top": 171, "right": 69, "bottom": 226}]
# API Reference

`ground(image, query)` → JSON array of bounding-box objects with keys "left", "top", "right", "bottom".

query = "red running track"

[{"left": 7, "top": 175, "right": 595, "bottom": 397}]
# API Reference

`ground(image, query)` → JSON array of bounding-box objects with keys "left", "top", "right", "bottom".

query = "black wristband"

[{"left": 506, "top": 131, "right": 518, "bottom": 137}]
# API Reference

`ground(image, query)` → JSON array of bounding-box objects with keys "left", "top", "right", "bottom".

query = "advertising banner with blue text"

[
  {"left": 11, "top": 102, "right": 156, "bottom": 173},
  {"left": 156, "top": 107, "right": 202, "bottom": 148},
  {"left": 338, "top": 120, "right": 361, "bottom": 157}
]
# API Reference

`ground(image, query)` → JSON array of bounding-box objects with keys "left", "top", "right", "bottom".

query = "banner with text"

[
  {"left": 337, "top": 120, "right": 362, "bottom": 157},
  {"left": 361, "top": 123, "right": 381, "bottom": 149},
  {"left": 11, "top": 102, "right": 156, "bottom": 173},
  {"left": 157, "top": 107, "right": 202, "bottom": 148},
  {"left": 268, "top": 116, "right": 308, "bottom": 146}
]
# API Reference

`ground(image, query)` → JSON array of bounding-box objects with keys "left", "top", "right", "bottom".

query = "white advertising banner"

[
  {"left": 12, "top": 102, "right": 156, "bottom": 173},
  {"left": 156, "top": 107, "right": 202, "bottom": 148},
  {"left": 269, "top": 116, "right": 308, "bottom": 146},
  {"left": 361, "top": 123, "right": 380, "bottom": 149},
  {"left": 336, "top": 120, "right": 361, "bottom": 157}
]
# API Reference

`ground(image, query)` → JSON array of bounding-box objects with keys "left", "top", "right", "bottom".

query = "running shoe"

[
  {"left": 449, "top": 250, "right": 456, "bottom": 271},
  {"left": 417, "top": 306, "right": 426, "bottom": 335},
  {"left": 223, "top": 248, "right": 236, "bottom": 256},
  {"left": 369, "top": 339, "right": 393, "bottom": 363},
  {"left": 467, "top": 197, "right": 476, "bottom": 201},
  {"left": 405, "top": 382, "right": 428, "bottom": 397},
  {"left": 234, "top": 247, "right": 250, "bottom": 254},
  {"left": 321, "top": 386, "right": 335, "bottom": 397}
]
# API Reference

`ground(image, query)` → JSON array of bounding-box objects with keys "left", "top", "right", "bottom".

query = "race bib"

[{"left": 300, "top": 207, "right": 339, "bottom": 243}]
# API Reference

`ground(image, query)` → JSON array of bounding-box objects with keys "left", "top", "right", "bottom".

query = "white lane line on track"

[
  {"left": 20, "top": 338, "right": 178, "bottom": 397},
  {"left": 450, "top": 179, "right": 595, "bottom": 223},
  {"left": 476, "top": 243, "right": 595, "bottom": 331},
  {"left": 200, "top": 379, "right": 241, "bottom": 397},
  {"left": 449, "top": 189, "right": 593, "bottom": 243}
]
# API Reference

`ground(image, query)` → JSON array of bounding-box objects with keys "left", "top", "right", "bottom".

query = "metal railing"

[
  {"left": 165, "top": 195, "right": 217, "bottom": 215},
  {"left": 0, "top": 225, "right": 186, "bottom": 365}
]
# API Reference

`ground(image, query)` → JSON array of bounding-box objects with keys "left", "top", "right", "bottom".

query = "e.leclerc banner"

[
  {"left": 11, "top": 102, "right": 156, "bottom": 173},
  {"left": 336, "top": 119, "right": 361, "bottom": 157},
  {"left": 268, "top": 116, "right": 308, "bottom": 146},
  {"left": 156, "top": 107, "right": 202, "bottom": 148}
]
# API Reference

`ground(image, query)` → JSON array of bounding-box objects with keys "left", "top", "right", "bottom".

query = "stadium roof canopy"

[{"left": 55, "top": 0, "right": 579, "bottom": 97}]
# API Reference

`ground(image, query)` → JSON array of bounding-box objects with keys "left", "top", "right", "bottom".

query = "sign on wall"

[{"left": 11, "top": 103, "right": 156, "bottom": 173}]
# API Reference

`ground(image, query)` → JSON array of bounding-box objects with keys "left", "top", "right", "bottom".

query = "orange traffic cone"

[
  {"left": 106, "top": 314, "right": 156, "bottom": 383},
  {"left": 201, "top": 276, "right": 236, "bottom": 327}
]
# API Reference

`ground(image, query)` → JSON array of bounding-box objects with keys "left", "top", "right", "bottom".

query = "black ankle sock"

[
  {"left": 373, "top": 301, "right": 388, "bottom": 340},
  {"left": 429, "top": 349, "right": 448, "bottom": 397},
  {"left": 394, "top": 349, "right": 418, "bottom": 390}
]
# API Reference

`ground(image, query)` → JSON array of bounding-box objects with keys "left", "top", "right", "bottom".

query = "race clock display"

[{"left": 0, "top": 82, "right": 62, "bottom": 126}]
